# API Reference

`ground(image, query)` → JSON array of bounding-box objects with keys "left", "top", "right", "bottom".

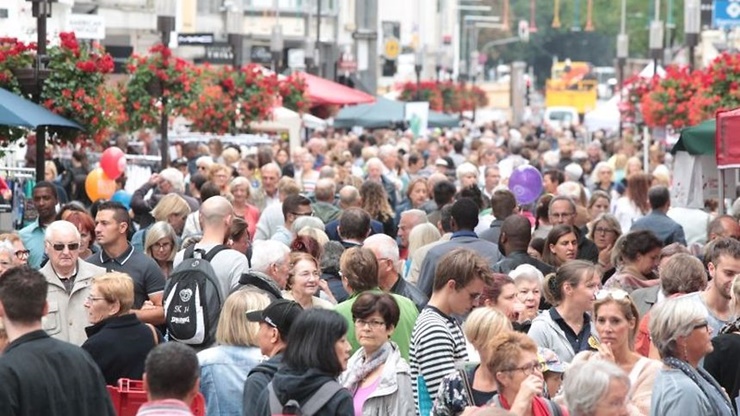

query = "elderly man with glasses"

[{"left": 39, "top": 220, "right": 106, "bottom": 346}]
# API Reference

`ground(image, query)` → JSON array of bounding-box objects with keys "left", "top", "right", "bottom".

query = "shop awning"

[{"left": 297, "top": 72, "right": 375, "bottom": 106}]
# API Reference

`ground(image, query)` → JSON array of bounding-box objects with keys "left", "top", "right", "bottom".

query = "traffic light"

[{"left": 525, "top": 79, "right": 531, "bottom": 106}]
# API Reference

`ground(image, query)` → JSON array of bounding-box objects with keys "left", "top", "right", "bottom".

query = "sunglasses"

[
  {"left": 49, "top": 243, "right": 80, "bottom": 252},
  {"left": 595, "top": 289, "right": 630, "bottom": 301}
]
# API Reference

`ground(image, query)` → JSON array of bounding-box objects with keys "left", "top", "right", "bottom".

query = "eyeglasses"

[
  {"left": 354, "top": 318, "right": 386, "bottom": 329},
  {"left": 291, "top": 211, "right": 314, "bottom": 217},
  {"left": 49, "top": 243, "right": 80, "bottom": 252},
  {"left": 463, "top": 287, "right": 482, "bottom": 303},
  {"left": 550, "top": 212, "right": 575, "bottom": 220},
  {"left": 85, "top": 295, "right": 106, "bottom": 303},
  {"left": 14, "top": 250, "right": 29, "bottom": 260},
  {"left": 503, "top": 361, "right": 546, "bottom": 376},
  {"left": 595, "top": 289, "right": 630, "bottom": 301},
  {"left": 153, "top": 242, "right": 172, "bottom": 251},
  {"left": 594, "top": 227, "right": 617, "bottom": 235}
]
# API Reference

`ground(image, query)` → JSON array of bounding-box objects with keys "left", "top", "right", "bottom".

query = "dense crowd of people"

[{"left": 0, "top": 126, "right": 738, "bottom": 416}]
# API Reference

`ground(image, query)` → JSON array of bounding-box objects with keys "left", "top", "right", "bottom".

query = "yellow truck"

[{"left": 545, "top": 60, "right": 598, "bottom": 115}]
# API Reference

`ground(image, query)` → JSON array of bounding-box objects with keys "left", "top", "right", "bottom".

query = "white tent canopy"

[
  {"left": 250, "top": 106, "right": 327, "bottom": 150},
  {"left": 584, "top": 95, "right": 621, "bottom": 133}
]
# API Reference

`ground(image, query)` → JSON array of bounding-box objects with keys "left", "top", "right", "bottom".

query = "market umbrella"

[
  {"left": 296, "top": 72, "right": 376, "bottom": 106},
  {"left": 334, "top": 97, "right": 459, "bottom": 129},
  {"left": 0, "top": 87, "right": 83, "bottom": 130},
  {"left": 671, "top": 119, "right": 715, "bottom": 155}
]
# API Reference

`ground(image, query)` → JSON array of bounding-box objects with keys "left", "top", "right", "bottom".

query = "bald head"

[
  {"left": 708, "top": 215, "right": 740, "bottom": 241},
  {"left": 500, "top": 214, "right": 532, "bottom": 252},
  {"left": 339, "top": 186, "right": 360, "bottom": 209},
  {"left": 363, "top": 234, "right": 400, "bottom": 273},
  {"left": 200, "top": 196, "right": 233, "bottom": 227}
]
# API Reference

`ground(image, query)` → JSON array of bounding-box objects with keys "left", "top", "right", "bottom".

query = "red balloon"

[{"left": 100, "top": 147, "right": 126, "bottom": 180}]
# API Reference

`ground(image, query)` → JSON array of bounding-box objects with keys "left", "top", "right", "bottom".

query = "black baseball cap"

[{"left": 246, "top": 299, "right": 303, "bottom": 338}]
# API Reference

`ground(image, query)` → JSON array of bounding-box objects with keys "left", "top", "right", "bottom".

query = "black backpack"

[
  {"left": 267, "top": 380, "right": 343, "bottom": 416},
  {"left": 164, "top": 245, "right": 226, "bottom": 348}
]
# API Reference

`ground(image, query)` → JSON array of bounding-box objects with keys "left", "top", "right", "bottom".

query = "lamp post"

[
  {"left": 617, "top": 0, "right": 629, "bottom": 139},
  {"left": 155, "top": 0, "right": 175, "bottom": 168},
  {"left": 685, "top": 0, "right": 700, "bottom": 71},
  {"left": 649, "top": 0, "right": 664, "bottom": 79},
  {"left": 414, "top": 48, "right": 423, "bottom": 101},
  {"left": 270, "top": 25, "right": 283, "bottom": 73},
  {"left": 29, "top": 0, "right": 49, "bottom": 181}
]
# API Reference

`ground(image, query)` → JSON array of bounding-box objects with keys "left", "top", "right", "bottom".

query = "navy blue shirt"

[{"left": 549, "top": 307, "right": 595, "bottom": 354}]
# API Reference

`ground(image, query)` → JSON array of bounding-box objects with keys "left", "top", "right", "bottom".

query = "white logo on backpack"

[{"left": 179, "top": 288, "right": 193, "bottom": 302}]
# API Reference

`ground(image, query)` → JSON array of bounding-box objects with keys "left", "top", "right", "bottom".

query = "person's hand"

[
  {"left": 317, "top": 279, "right": 337, "bottom": 304},
  {"left": 0, "top": 189, "right": 11, "bottom": 201},
  {"left": 598, "top": 243, "right": 613, "bottom": 268},
  {"left": 515, "top": 374, "right": 544, "bottom": 403},
  {"left": 598, "top": 342, "right": 615, "bottom": 362},
  {"left": 149, "top": 173, "right": 161, "bottom": 185},
  {"left": 141, "top": 300, "right": 156, "bottom": 310}
]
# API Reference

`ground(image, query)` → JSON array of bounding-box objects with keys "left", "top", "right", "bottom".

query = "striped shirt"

[{"left": 410, "top": 306, "right": 468, "bottom": 410}]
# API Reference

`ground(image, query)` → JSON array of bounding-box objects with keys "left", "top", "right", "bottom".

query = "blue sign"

[{"left": 714, "top": 0, "right": 740, "bottom": 28}]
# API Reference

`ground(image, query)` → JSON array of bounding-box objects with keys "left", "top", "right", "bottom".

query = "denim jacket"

[{"left": 197, "top": 345, "right": 263, "bottom": 416}]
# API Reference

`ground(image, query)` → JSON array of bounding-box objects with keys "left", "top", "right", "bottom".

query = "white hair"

[
  {"left": 378, "top": 144, "right": 397, "bottom": 160},
  {"left": 589, "top": 161, "right": 612, "bottom": 185},
  {"left": 196, "top": 156, "right": 214, "bottom": 168},
  {"left": 365, "top": 157, "right": 384, "bottom": 170},
  {"left": 649, "top": 294, "right": 710, "bottom": 358},
  {"left": 292, "top": 216, "right": 325, "bottom": 233},
  {"left": 363, "top": 233, "right": 399, "bottom": 263},
  {"left": 250, "top": 240, "right": 290, "bottom": 274},
  {"left": 159, "top": 168, "right": 185, "bottom": 193},
  {"left": 556, "top": 181, "right": 583, "bottom": 201},
  {"left": 563, "top": 163, "right": 583, "bottom": 182},
  {"left": 400, "top": 209, "right": 428, "bottom": 227},
  {"left": 456, "top": 162, "right": 479, "bottom": 181},
  {"left": 509, "top": 264, "right": 544, "bottom": 284},
  {"left": 563, "top": 359, "right": 630, "bottom": 416},
  {"left": 45, "top": 220, "right": 81, "bottom": 242}
]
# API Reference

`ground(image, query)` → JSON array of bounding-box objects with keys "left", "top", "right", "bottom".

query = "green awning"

[
  {"left": 333, "top": 97, "right": 459, "bottom": 129},
  {"left": 671, "top": 119, "right": 715, "bottom": 155}
]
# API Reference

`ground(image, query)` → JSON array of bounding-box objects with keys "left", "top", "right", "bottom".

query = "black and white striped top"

[{"left": 410, "top": 306, "right": 468, "bottom": 410}]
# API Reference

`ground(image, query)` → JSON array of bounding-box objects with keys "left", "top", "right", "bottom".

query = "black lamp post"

[
  {"left": 29, "top": 0, "right": 50, "bottom": 182},
  {"left": 684, "top": 0, "right": 700, "bottom": 71},
  {"left": 157, "top": 15, "right": 175, "bottom": 169}
]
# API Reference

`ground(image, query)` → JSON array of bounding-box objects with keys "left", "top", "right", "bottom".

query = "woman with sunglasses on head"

[
  {"left": 569, "top": 289, "right": 662, "bottom": 415},
  {"left": 603, "top": 230, "right": 662, "bottom": 294},
  {"left": 339, "top": 292, "right": 415, "bottom": 415},
  {"left": 650, "top": 295, "right": 735, "bottom": 416},
  {"left": 486, "top": 331, "right": 566, "bottom": 415},
  {"left": 528, "top": 261, "right": 602, "bottom": 364}
]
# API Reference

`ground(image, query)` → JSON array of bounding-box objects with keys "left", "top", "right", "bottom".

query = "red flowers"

[{"left": 399, "top": 81, "right": 486, "bottom": 113}]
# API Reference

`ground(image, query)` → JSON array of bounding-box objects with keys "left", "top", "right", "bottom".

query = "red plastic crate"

[{"left": 107, "top": 378, "right": 205, "bottom": 416}]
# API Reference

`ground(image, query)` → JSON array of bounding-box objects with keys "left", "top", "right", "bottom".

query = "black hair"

[
  {"left": 619, "top": 230, "right": 662, "bottom": 261},
  {"left": 96, "top": 201, "right": 130, "bottom": 224},
  {"left": 500, "top": 214, "right": 531, "bottom": 250},
  {"left": 144, "top": 342, "right": 200, "bottom": 401},
  {"left": 282, "top": 194, "right": 312, "bottom": 220},
  {"left": 199, "top": 181, "right": 221, "bottom": 202},
  {"left": 34, "top": 181, "right": 58, "bottom": 201},
  {"left": 433, "top": 181, "right": 457, "bottom": 207},
  {"left": 189, "top": 172, "right": 207, "bottom": 192},
  {"left": 451, "top": 198, "right": 479, "bottom": 231},
  {"left": 543, "top": 170, "right": 565, "bottom": 186},
  {"left": 439, "top": 203, "right": 454, "bottom": 233},
  {"left": 351, "top": 292, "right": 401, "bottom": 328},
  {"left": 284, "top": 308, "right": 348, "bottom": 377},
  {"left": 458, "top": 185, "right": 484, "bottom": 211},
  {"left": 0, "top": 266, "right": 47, "bottom": 324},
  {"left": 648, "top": 186, "right": 670, "bottom": 210},
  {"left": 338, "top": 208, "right": 371, "bottom": 240}
]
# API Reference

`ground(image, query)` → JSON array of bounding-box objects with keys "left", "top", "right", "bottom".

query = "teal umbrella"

[
  {"left": 334, "top": 97, "right": 459, "bottom": 129},
  {"left": 0, "top": 87, "right": 83, "bottom": 130},
  {"left": 671, "top": 119, "right": 715, "bottom": 155}
]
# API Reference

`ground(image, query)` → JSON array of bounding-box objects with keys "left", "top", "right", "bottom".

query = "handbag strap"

[
  {"left": 145, "top": 323, "right": 159, "bottom": 345},
  {"left": 459, "top": 368, "right": 476, "bottom": 406}
]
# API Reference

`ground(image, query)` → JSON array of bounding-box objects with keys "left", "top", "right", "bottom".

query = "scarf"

[
  {"left": 342, "top": 341, "right": 392, "bottom": 394},
  {"left": 720, "top": 316, "right": 740, "bottom": 335},
  {"left": 663, "top": 357, "right": 736, "bottom": 416},
  {"left": 496, "top": 393, "right": 554, "bottom": 416}
]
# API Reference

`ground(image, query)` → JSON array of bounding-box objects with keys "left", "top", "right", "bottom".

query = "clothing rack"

[{"left": 0, "top": 167, "right": 35, "bottom": 179}]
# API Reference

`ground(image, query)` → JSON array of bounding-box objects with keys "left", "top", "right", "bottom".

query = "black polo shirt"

[
  {"left": 549, "top": 307, "right": 595, "bottom": 354},
  {"left": 86, "top": 244, "right": 165, "bottom": 308}
]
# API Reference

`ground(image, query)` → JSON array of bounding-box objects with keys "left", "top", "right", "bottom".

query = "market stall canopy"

[
  {"left": 0, "top": 87, "right": 82, "bottom": 130},
  {"left": 333, "top": 97, "right": 459, "bottom": 129},
  {"left": 671, "top": 119, "right": 715, "bottom": 155},
  {"left": 296, "top": 72, "right": 375, "bottom": 106}
]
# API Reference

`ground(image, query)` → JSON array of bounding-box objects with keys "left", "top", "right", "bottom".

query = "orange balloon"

[{"left": 85, "top": 168, "right": 116, "bottom": 202}]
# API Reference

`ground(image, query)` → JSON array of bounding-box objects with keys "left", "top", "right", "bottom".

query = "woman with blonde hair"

[
  {"left": 283, "top": 252, "right": 335, "bottom": 309},
  {"left": 403, "top": 223, "right": 441, "bottom": 280},
  {"left": 143, "top": 221, "right": 180, "bottom": 278},
  {"left": 432, "top": 308, "right": 512, "bottom": 415},
  {"left": 198, "top": 289, "right": 270, "bottom": 416},
  {"left": 570, "top": 289, "right": 662, "bottom": 415},
  {"left": 360, "top": 180, "right": 397, "bottom": 238},
  {"left": 229, "top": 176, "right": 260, "bottom": 240},
  {"left": 82, "top": 272, "right": 162, "bottom": 385},
  {"left": 209, "top": 163, "right": 233, "bottom": 195}
]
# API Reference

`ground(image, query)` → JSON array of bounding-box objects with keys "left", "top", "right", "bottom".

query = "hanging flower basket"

[{"left": 11, "top": 67, "right": 51, "bottom": 96}]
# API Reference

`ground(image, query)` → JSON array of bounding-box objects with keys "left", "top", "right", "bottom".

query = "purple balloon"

[{"left": 508, "top": 165, "right": 543, "bottom": 204}]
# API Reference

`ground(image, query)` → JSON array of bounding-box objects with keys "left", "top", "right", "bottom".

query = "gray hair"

[
  {"left": 509, "top": 264, "right": 544, "bottom": 284},
  {"left": 563, "top": 359, "right": 630, "bottom": 416},
  {"left": 45, "top": 220, "right": 81, "bottom": 243},
  {"left": 0, "top": 240, "right": 14, "bottom": 258},
  {"left": 456, "top": 162, "right": 479, "bottom": 181},
  {"left": 292, "top": 216, "right": 325, "bottom": 233},
  {"left": 649, "top": 295, "right": 709, "bottom": 359},
  {"left": 400, "top": 209, "right": 428, "bottom": 227},
  {"left": 250, "top": 240, "right": 290, "bottom": 274},
  {"left": 159, "top": 168, "right": 185, "bottom": 193},
  {"left": 363, "top": 233, "right": 400, "bottom": 263},
  {"left": 365, "top": 157, "right": 384, "bottom": 171},
  {"left": 378, "top": 144, "right": 397, "bottom": 160},
  {"left": 144, "top": 221, "right": 179, "bottom": 262}
]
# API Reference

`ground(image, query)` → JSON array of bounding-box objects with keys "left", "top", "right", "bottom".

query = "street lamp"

[
  {"left": 28, "top": 0, "right": 50, "bottom": 181},
  {"left": 649, "top": 0, "right": 664, "bottom": 78},
  {"left": 270, "top": 24, "right": 284, "bottom": 73},
  {"left": 685, "top": 0, "right": 700, "bottom": 71},
  {"left": 617, "top": 0, "right": 629, "bottom": 138},
  {"left": 414, "top": 48, "right": 423, "bottom": 101},
  {"left": 156, "top": 0, "right": 175, "bottom": 168}
]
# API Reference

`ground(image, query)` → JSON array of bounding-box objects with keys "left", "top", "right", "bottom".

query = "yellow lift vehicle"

[{"left": 545, "top": 60, "right": 598, "bottom": 115}]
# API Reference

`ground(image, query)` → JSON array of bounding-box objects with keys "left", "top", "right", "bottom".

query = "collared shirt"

[
  {"left": 86, "top": 244, "right": 165, "bottom": 308},
  {"left": 19, "top": 220, "right": 46, "bottom": 269},
  {"left": 549, "top": 308, "right": 594, "bottom": 354},
  {"left": 136, "top": 399, "right": 193, "bottom": 415},
  {"left": 450, "top": 230, "right": 478, "bottom": 239}
]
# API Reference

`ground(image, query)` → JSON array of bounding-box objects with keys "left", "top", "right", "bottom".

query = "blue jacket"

[
  {"left": 630, "top": 210, "right": 687, "bottom": 246},
  {"left": 198, "top": 345, "right": 262, "bottom": 416}
]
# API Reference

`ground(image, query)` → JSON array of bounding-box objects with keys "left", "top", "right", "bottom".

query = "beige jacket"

[{"left": 41, "top": 259, "right": 106, "bottom": 346}]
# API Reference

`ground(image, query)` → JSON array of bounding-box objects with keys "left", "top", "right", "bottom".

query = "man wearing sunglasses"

[{"left": 39, "top": 220, "right": 105, "bottom": 346}]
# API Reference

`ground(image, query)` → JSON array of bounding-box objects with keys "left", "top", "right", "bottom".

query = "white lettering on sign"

[{"left": 66, "top": 14, "right": 106, "bottom": 40}]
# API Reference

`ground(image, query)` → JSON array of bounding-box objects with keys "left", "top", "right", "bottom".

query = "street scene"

[{"left": 0, "top": 0, "right": 739, "bottom": 415}]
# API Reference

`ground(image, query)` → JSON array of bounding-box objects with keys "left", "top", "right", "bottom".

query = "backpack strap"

[
  {"left": 203, "top": 245, "right": 228, "bottom": 262},
  {"left": 267, "top": 382, "right": 283, "bottom": 414},
  {"left": 301, "top": 380, "right": 343, "bottom": 416},
  {"left": 183, "top": 245, "right": 196, "bottom": 260},
  {"left": 546, "top": 398, "right": 563, "bottom": 416}
]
